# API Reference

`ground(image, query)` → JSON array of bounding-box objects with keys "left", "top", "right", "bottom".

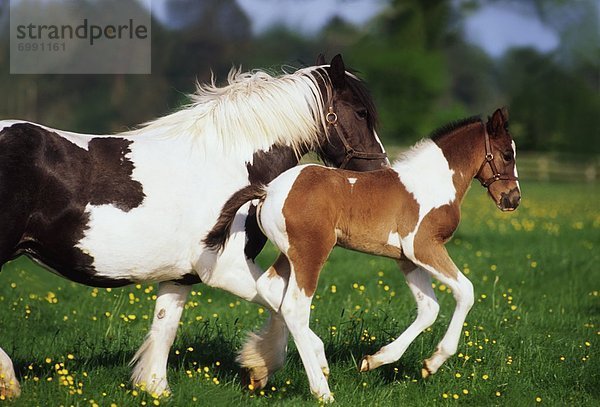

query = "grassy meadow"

[{"left": 1, "top": 181, "right": 598, "bottom": 406}]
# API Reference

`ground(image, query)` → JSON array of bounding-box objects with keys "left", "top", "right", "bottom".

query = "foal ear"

[
  {"left": 329, "top": 54, "right": 347, "bottom": 90},
  {"left": 316, "top": 53, "right": 326, "bottom": 66},
  {"left": 487, "top": 107, "right": 509, "bottom": 136}
]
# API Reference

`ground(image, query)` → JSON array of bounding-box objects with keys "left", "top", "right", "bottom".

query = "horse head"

[
  {"left": 315, "top": 54, "right": 389, "bottom": 171},
  {"left": 477, "top": 108, "right": 521, "bottom": 211}
]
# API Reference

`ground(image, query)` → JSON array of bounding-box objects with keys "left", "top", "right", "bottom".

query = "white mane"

[{"left": 124, "top": 67, "right": 330, "bottom": 156}]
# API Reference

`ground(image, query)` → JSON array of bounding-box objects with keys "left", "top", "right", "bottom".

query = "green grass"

[{"left": 1, "top": 181, "right": 599, "bottom": 406}]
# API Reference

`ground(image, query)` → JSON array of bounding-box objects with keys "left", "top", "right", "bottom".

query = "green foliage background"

[{"left": 0, "top": 0, "right": 598, "bottom": 153}]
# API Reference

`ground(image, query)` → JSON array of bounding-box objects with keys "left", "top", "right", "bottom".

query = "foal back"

[{"left": 258, "top": 164, "right": 418, "bottom": 295}]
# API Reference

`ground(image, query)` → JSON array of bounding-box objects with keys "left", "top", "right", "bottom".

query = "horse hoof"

[
  {"left": 359, "top": 356, "right": 370, "bottom": 372},
  {"left": 0, "top": 379, "right": 21, "bottom": 399}
]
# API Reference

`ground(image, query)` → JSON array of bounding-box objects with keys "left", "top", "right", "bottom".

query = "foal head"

[
  {"left": 314, "top": 54, "right": 388, "bottom": 171},
  {"left": 477, "top": 108, "right": 521, "bottom": 211}
]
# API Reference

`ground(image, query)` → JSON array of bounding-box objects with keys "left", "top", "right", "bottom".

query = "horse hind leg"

[
  {"left": 130, "top": 281, "right": 191, "bottom": 395},
  {"left": 360, "top": 261, "right": 439, "bottom": 372},
  {"left": 238, "top": 254, "right": 290, "bottom": 390}
]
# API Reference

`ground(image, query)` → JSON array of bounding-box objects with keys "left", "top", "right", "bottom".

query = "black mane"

[{"left": 430, "top": 115, "right": 482, "bottom": 142}]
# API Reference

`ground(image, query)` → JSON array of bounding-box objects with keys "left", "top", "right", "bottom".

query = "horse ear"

[
  {"left": 316, "top": 53, "right": 326, "bottom": 65},
  {"left": 329, "top": 54, "right": 347, "bottom": 90},
  {"left": 488, "top": 107, "right": 508, "bottom": 136}
]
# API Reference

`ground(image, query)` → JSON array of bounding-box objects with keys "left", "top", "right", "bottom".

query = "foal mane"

[
  {"left": 124, "top": 67, "right": 334, "bottom": 155},
  {"left": 429, "top": 115, "right": 482, "bottom": 142}
]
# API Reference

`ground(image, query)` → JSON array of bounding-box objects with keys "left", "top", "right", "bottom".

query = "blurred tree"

[{"left": 500, "top": 48, "right": 599, "bottom": 154}]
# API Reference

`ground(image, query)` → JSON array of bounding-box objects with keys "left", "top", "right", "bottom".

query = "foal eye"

[
  {"left": 502, "top": 151, "right": 514, "bottom": 162},
  {"left": 355, "top": 109, "right": 368, "bottom": 119}
]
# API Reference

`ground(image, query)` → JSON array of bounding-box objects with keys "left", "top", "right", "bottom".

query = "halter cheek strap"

[
  {"left": 326, "top": 106, "right": 388, "bottom": 169},
  {"left": 476, "top": 131, "right": 518, "bottom": 188}
]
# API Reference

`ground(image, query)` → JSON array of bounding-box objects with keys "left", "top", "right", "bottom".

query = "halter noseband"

[
  {"left": 475, "top": 130, "right": 518, "bottom": 188},
  {"left": 326, "top": 106, "right": 387, "bottom": 169}
]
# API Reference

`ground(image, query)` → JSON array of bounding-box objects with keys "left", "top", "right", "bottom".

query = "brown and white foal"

[{"left": 205, "top": 108, "right": 520, "bottom": 401}]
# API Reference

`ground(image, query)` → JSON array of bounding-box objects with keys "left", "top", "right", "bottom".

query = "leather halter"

[
  {"left": 325, "top": 106, "right": 387, "bottom": 169},
  {"left": 475, "top": 130, "right": 518, "bottom": 188}
]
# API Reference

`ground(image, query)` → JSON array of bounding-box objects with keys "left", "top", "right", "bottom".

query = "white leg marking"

[
  {"left": 130, "top": 282, "right": 191, "bottom": 395},
  {"left": 361, "top": 267, "right": 439, "bottom": 370},
  {"left": 0, "top": 347, "right": 20, "bottom": 398},
  {"left": 422, "top": 271, "right": 474, "bottom": 376},
  {"left": 280, "top": 269, "right": 333, "bottom": 402}
]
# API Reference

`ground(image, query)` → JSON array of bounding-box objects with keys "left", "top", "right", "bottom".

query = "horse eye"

[
  {"left": 355, "top": 109, "right": 368, "bottom": 119},
  {"left": 502, "top": 151, "right": 514, "bottom": 162}
]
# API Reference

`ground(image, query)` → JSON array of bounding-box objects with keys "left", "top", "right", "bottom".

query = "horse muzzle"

[{"left": 498, "top": 187, "right": 521, "bottom": 211}]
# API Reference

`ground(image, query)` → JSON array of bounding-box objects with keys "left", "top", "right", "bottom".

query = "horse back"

[{"left": 0, "top": 122, "right": 142, "bottom": 287}]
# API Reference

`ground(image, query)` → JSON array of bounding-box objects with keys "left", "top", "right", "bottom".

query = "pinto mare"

[
  {"left": 0, "top": 55, "right": 389, "bottom": 398},
  {"left": 205, "top": 108, "right": 520, "bottom": 401}
]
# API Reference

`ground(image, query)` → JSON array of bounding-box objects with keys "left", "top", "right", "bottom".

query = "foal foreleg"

[
  {"left": 130, "top": 281, "right": 191, "bottom": 395},
  {"left": 0, "top": 347, "right": 20, "bottom": 399},
  {"left": 360, "top": 262, "right": 439, "bottom": 372},
  {"left": 412, "top": 248, "right": 474, "bottom": 378}
]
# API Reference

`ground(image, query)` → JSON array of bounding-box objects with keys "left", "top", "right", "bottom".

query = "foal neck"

[{"left": 432, "top": 120, "right": 486, "bottom": 199}]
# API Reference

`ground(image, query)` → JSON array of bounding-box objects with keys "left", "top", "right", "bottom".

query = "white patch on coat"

[
  {"left": 387, "top": 231, "right": 401, "bottom": 248},
  {"left": 392, "top": 140, "right": 456, "bottom": 258},
  {"left": 258, "top": 164, "right": 318, "bottom": 255},
  {"left": 511, "top": 140, "right": 521, "bottom": 189},
  {"left": 347, "top": 177, "right": 357, "bottom": 185}
]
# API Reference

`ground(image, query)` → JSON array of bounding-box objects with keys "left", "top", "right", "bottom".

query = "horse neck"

[
  {"left": 247, "top": 144, "right": 307, "bottom": 185},
  {"left": 434, "top": 121, "right": 486, "bottom": 201}
]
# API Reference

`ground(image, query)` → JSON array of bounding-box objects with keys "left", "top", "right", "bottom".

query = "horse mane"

[
  {"left": 429, "top": 115, "right": 482, "bottom": 142},
  {"left": 393, "top": 115, "right": 483, "bottom": 167},
  {"left": 123, "top": 66, "right": 332, "bottom": 156}
]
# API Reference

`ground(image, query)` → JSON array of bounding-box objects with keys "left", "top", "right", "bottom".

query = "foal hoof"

[
  {"left": 359, "top": 356, "right": 370, "bottom": 372},
  {"left": 421, "top": 362, "right": 433, "bottom": 379}
]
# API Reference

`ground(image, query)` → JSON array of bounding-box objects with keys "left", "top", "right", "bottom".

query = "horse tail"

[{"left": 204, "top": 184, "right": 267, "bottom": 253}]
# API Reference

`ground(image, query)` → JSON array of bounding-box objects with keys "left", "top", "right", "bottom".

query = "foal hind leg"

[
  {"left": 279, "top": 230, "right": 336, "bottom": 401},
  {"left": 360, "top": 260, "right": 439, "bottom": 372},
  {"left": 280, "top": 268, "right": 333, "bottom": 402},
  {"left": 0, "top": 347, "right": 20, "bottom": 399},
  {"left": 410, "top": 246, "right": 474, "bottom": 378},
  {"left": 130, "top": 281, "right": 191, "bottom": 395}
]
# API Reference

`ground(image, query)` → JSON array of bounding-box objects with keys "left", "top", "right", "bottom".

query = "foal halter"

[
  {"left": 475, "top": 130, "right": 518, "bottom": 188},
  {"left": 325, "top": 106, "right": 387, "bottom": 169}
]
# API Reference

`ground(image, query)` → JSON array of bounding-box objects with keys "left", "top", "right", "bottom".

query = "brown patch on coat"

[
  {"left": 282, "top": 166, "right": 420, "bottom": 296},
  {"left": 412, "top": 204, "right": 461, "bottom": 279}
]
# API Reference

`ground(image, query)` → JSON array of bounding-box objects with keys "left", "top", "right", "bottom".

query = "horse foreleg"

[
  {"left": 409, "top": 246, "right": 474, "bottom": 378},
  {"left": 130, "top": 281, "right": 191, "bottom": 395},
  {"left": 360, "top": 262, "right": 439, "bottom": 372},
  {"left": 0, "top": 347, "right": 20, "bottom": 399}
]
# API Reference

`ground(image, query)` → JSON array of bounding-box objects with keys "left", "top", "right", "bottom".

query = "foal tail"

[{"left": 204, "top": 184, "right": 267, "bottom": 253}]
